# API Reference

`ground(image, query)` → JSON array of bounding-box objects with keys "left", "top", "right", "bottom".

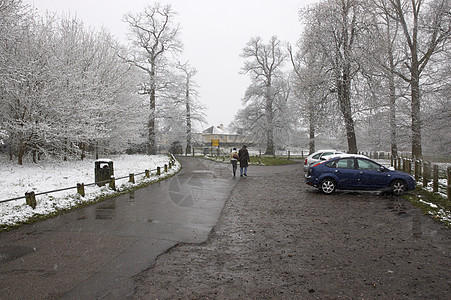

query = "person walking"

[
  {"left": 230, "top": 147, "right": 239, "bottom": 177},
  {"left": 238, "top": 145, "right": 250, "bottom": 177}
]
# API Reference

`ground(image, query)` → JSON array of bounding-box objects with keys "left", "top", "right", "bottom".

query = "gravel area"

[{"left": 133, "top": 163, "right": 451, "bottom": 299}]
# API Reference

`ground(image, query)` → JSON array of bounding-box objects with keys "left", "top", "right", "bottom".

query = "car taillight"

[{"left": 312, "top": 161, "right": 324, "bottom": 168}]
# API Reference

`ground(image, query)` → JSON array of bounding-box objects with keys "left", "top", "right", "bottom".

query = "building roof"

[{"left": 202, "top": 125, "right": 237, "bottom": 135}]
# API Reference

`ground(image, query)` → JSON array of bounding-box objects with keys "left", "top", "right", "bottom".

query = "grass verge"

[
  {"left": 405, "top": 186, "right": 451, "bottom": 228},
  {"left": 203, "top": 155, "right": 300, "bottom": 166}
]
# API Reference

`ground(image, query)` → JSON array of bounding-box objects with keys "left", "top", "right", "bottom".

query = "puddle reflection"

[
  {"left": 412, "top": 212, "right": 422, "bottom": 238},
  {"left": 95, "top": 199, "right": 116, "bottom": 220}
]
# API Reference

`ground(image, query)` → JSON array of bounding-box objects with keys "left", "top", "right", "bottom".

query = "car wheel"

[
  {"left": 391, "top": 179, "right": 407, "bottom": 196},
  {"left": 320, "top": 178, "right": 336, "bottom": 194}
]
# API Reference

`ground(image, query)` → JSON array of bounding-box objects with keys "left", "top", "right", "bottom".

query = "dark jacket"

[{"left": 238, "top": 147, "right": 250, "bottom": 167}]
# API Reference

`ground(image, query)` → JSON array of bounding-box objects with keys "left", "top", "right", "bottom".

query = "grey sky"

[{"left": 30, "top": 0, "right": 317, "bottom": 129}]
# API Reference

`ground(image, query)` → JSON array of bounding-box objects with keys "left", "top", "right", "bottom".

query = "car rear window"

[
  {"left": 325, "top": 161, "right": 336, "bottom": 168},
  {"left": 322, "top": 152, "right": 334, "bottom": 157},
  {"left": 336, "top": 158, "right": 355, "bottom": 169}
]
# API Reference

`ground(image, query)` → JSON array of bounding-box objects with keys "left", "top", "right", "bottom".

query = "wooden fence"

[
  {"left": 0, "top": 156, "right": 176, "bottom": 209},
  {"left": 390, "top": 157, "right": 451, "bottom": 201}
]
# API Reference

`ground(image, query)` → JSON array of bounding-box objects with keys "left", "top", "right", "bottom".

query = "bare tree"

[
  {"left": 288, "top": 42, "right": 333, "bottom": 154},
  {"left": 300, "top": 0, "right": 363, "bottom": 154},
  {"left": 176, "top": 61, "right": 201, "bottom": 155},
  {"left": 385, "top": 0, "right": 450, "bottom": 158},
  {"left": 123, "top": 4, "right": 183, "bottom": 154},
  {"left": 240, "top": 36, "right": 287, "bottom": 155}
]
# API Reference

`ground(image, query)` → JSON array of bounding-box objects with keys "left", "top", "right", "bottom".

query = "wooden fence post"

[
  {"left": 422, "top": 161, "right": 430, "bottom": 188},
  {"left": 77, "top": 183, "right": 85, "bottom": 197},
  {"left": 25, "top": 191, "right": 36, "bottom": 209},
  {"left": 164, "top": 164, "right": 168, "bottom": 173},
  {"left": 129, "top": 173, "right": 135, "bottom": 184},
  {"left": 447, "top": 167, "right": 451, "bottom": 201},
  {"left": 419, "top": 160, "right": 423, "bottom": 177},
  {"left": 145, "top": 169, "right": 150, "bottom": 178},
  {"left": 157, "top": 167, "right": 161, "bottom": 175},
  {"left": 433, "top": 165, "right": 438, "bottom": 193},
  {"left": 109, "top": 176, "right": 116, "bottom": 190},
  {"left": 415, "top": 160, "right": 420, "bottom": 181}
]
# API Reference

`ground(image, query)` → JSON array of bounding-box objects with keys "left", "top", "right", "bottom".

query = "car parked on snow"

[
  {"left": 303, "top": 149, "right": 343, "bottom": 172},
  {"left": 305, "top": 154, "right": 416, "bottom": 195}
]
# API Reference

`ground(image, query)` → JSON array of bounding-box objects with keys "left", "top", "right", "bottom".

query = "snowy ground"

[{"left": 0, "top": 154, "right": 180, "bottom": 228}]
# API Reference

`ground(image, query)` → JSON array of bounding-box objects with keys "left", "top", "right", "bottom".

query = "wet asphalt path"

[{"left": 0, "top": 157, "right": 238, "bottom": 299}]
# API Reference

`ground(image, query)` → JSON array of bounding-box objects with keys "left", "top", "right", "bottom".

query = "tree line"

[
  {"left": 1, "top": 0, "right": 449, "bottom": 164},
  {"left": 0, "top": 1, "right": 204, "bottom": 164},
  {"left": 235, "top": 0, "right": 450, "bottom": 158}
]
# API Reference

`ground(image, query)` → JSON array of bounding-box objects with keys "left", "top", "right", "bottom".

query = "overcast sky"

[{"left": 30, "top": 0, "right": 317, "bottom": 129}]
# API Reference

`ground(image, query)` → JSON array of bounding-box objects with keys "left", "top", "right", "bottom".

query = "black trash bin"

[{"left": 95, "top": 159, "right": 114, "bottom": 186}]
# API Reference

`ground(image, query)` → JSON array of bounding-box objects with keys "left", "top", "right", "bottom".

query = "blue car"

[{"left": 305, "top": 154, "right": 416, "bottom": 195}]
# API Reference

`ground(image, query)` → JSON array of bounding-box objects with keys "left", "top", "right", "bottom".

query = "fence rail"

[
  {"left": 390, "top": 157, "right": 451, "bottom": 200},
  {"left": 0, "top": 155, "right": 176, "bottom": 209}
]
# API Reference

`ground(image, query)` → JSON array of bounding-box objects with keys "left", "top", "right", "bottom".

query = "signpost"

[
  {"left": 211, "top": 139, "right": 219, "bottom": 147},
  {"left": 211, "top": 139, "right": 220, "bottom": 156}
]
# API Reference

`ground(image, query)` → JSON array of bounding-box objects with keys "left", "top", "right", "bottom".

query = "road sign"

[{"left": 211, "top": 139, "right": 219, "bottom": 147}]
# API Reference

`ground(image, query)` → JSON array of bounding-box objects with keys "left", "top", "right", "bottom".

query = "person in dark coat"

[{"left": 238, "top": 145, "right": 250, "bottom": 177}]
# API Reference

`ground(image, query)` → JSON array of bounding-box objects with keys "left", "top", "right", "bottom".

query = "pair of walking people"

[{"left": 230, "top": 145, "right": 250, "bottom": 177}]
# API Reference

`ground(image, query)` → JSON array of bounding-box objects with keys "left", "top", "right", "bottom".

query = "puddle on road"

[
  {"left": 95, "top": 200, "right": 116, "bottom": 220},
  {"left": 412, "top": 212, "right": 422, "bottom": 238},
  {"left": 0, "top": 245, "right": 35, "bottom": 263}
]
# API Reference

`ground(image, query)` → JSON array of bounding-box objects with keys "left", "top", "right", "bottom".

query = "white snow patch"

[{"left": 0, "top": 154, "right": 179, "bottom": 227}]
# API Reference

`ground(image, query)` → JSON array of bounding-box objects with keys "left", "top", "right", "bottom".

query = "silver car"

[{"left": 303, "top": 149, "right": 343, "bottom": 172}]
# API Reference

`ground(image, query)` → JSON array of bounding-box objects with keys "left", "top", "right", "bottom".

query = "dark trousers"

[{"left": 231, "top": 160, "right": 238, "bottom": 176}]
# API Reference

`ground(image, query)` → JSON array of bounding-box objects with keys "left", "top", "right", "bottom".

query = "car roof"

[
  {"left": 324, "top": 153, "right": 370, "bottom": 160},
  {"left": 309, "top": 149, "right": 342, "bottom": 155}
]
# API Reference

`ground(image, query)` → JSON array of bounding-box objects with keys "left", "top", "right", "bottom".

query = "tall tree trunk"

[
  {"left": 308, "top": 103, "right": 315, "bottom": 154},
  {"left": 148, "top": 65, "right": 157, "bottom": 155},
  {"left": 17, "top": 139, "right": 24, "bottom": 165},
  {"left": 337, "top": 67, "right": 357, "bottom": 154},
  {"left": 410, "top": 69, "right": 422, "bottom": 158},
  {"left": 337, "top": 2, "right": 357, "bottom": 154},
  {"left": 264, "top": 84, "right": 275, "bottom": 155},
  {"left": 387, "top": 29, "right": 398, "bottom": 158},
  {"left": 64, "top": 138, "right": 68, "bottom": 161},
  {"left": 185, "top": 86, "right": 192, "bottom": 156},
  {"left": 388, "top": 73, "right": 398, "bottom": 158}
]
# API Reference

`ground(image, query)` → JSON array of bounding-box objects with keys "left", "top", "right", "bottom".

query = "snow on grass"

[{"left": 0, "top": 154, "right": 180, "bottom": 228}]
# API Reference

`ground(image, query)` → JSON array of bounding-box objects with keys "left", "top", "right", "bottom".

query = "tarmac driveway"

[
  {"left": 133, "top": 159, "right": 451, "bottom": 299},
  {"left": 1, "top": 157, "right": 450, "bottom": 299}
]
